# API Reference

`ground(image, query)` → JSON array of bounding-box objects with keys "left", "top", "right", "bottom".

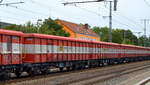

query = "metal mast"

[
  {"left": 63, "top": 0, "right": 118, "bottom": 42},
  {"left": 109, "top": 1, "right": 112, "bottom": 42},
  {"left": 141, "top": 19, "right": 150, "bottom": 46}
]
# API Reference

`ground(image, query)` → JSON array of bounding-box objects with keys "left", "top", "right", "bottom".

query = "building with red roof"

[{"left": 57, "top": 19, "right": 100, "bottom": 41}]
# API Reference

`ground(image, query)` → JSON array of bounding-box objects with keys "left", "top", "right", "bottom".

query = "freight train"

[{"left": 0, "top": 29, "right": 150, "bottom": 80}]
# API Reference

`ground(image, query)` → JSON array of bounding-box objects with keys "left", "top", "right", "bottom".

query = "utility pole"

[
  {"left": 109, "top": 1, "right": 112, "bottom": 42},
  {"left": 63, "top": 0, "right": 118, "bottom": 42},
  {"left": 141, "top": 19, "right": 150, "bottom": 47},
  {"left": 102, "top": 1, "right": 115, "bottom": 42},
  {"left": 0, "top": 0, "right": 3, "bottom": 29},
  {"left": 133, "top": 32, "right": 142, "bottom": 45}
]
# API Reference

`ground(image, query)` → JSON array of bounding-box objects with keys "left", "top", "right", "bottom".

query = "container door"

[
  {"left": 47, "top": 39, "right": 53, "bottom": 62},
  {"left": 34, "top": 38, "right": 40, "bottom": 63},
  {"left": 7, "top": 36, "right": 12, "bottom": 65},
  {"left": 41, "top": 39, "right": 47, "bottom": 62},
  {"left": 12, "top": 36, "right": 21, "bottom": 64},
  {"left": 0, "top": 35, "right": 2, "bottom": 65},
  {"left": 89, "top": 43, "right": 93, "bottom": 60},
  {"left": 2, "top": 35, "right": 12, "bottom": 65}
]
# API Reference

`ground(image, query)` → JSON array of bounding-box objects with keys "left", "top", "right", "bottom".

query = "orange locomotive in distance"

[{"left": 0, "top": 29, "right": 150, "bottom": 80}]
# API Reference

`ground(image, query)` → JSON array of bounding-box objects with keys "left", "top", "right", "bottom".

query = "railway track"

[
  {"left": 68, "top": 63, "right": 150, "bottom": 85},
  {"left": 59, "top": 61, "right": 150, "bottom": 85},
  {"left": 1, "top": 60, "right": 150, "bottom": 85}
]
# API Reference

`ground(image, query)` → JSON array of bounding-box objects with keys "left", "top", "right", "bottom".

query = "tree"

[
  {"left": 4, "top": 21, "right": 38, "bottom": 33},
  {"left": 39, "top": 18, "right": 70, "bottom": 37},
  {"left": 92, "top": 26, "right": 139, "bottom": 45},
  {"left": 112, "top": 29, "right": 124, "bottom": 44},
  {"left": 139, "top": 36, "right": 150, "bottom": 47},
  {"left": 4, "top": 18, "right": 70, "bottom": 37},
  {"left": 93, "top": 26, "right": 109, "bottom": 42}
]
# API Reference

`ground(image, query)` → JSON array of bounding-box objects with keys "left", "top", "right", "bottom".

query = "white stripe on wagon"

[
  {"left": 23, "top": 44, "right": 150, "bottom": 54},
  {"left": 0, "top": 43, "right": 22, "bottom": 54},
  {"left": 0, "top": 43, "right": 149, "bottom": 55}
]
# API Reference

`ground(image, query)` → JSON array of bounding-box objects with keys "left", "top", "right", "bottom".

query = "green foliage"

[
  {"left": 3, "top": 18, "right": 150, "bottom": 47},
  {"left": 93, "top": 26, "right": 109, "bottom": 42},
  {"left": 93, "top": 26, "right": 150, "bottom": 47},
  {"left": 112, "top": 29, "right": 124, "bottom": 44},
  {"left": 4, "top": 18, "right": 70, "bottom": 37},
  {"left": 39, "top": 18, "right": 70, "bottom": 37},
  {"left": 138, "top": 36, "right": 150, "bottom": 47},
  {"left": 4, "top": 21, "right": 38, "bottom": 33}
]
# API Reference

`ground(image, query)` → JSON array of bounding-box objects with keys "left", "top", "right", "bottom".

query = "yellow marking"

[{"left": 58, "top": 45, "right": 64, "bottom": 52}]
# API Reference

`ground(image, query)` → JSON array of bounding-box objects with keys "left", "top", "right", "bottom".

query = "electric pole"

[
  {"left": 141, "top": 19, "right": 150, "bottom": 47},
  {"left": 0, "top": 0, "right": 3, "bottom": 28},
  {"left": 133, "top": 32, "right": 142, "bottom": 45},
  {"left": 109, "top": 1, "right": 112, "bottom": 42},
  {"left": 63, "top": 0, "right": 118, "bottom": 42}
]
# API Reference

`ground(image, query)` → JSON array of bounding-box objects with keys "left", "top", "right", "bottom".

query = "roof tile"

[{"left": 58, "top": 19, "right": 99, "bottom": 37}]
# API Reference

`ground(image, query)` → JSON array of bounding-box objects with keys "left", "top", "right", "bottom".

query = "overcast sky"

[{"left": 0, "top": 0, "right": 150, "bottom": 36}]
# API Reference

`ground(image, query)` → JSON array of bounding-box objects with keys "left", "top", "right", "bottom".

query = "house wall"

[
  {"left": 57, "top": 21, "right": 76, "bottom": 38},
  {"left": 75, "top": 33, "right": 100, "bottom": 41},
  {"left": 57, "top": 20, "right": 100, "bottom": 41}
]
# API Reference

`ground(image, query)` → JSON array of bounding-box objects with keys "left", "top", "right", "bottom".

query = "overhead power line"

[
  {"left": 63, "top": 0, "right": 143, "bottom": 34},
  {"left": 74, "top": 6, "right": 141, "bottom": 32},
  {"left": 0, "top": 0, "right": 50, "bottom": 24},
  {"left": 1, "top": 1, "right": 48, "bottom": 17},
  {"left": 63, "top": 0, "right": 104, "bottom": 5},
  {"left": 0, "top": 0, "right": 3, "bottom": 3},
  {"left": 115, "top": 13, "right": 143, "bottom": 28},
  {"left": 15, "top": 7, "right": 48, "bottom": 16},
  {"left": 62, "top": 0, "right": 118, "bottom": 42},
  {"left": 113, "top": 18, "right": 136, "bottom": 29},
  {"left": 0, "top": 15, "right": 24, "bottom": 21},
  {"left": 75, "top": 5, "right": 102, "bottom": 16},
  {"left": 2, "top": 5, "right": 48, "bottom": 18},
  {"left": 112, "top": 13, "right": 143, "bottom": 29},
  {"left": 30, "top": 0, "right": 50, "bottom": 8},
  {"left": 0, "top": 1, "right": 24, "bottom": 26},
  {"left": 0, "top": 8, "right": 35, "bottom": 19},
  {"left": 0, "top": 1, "right": 24, "bottom": 8},
  {"left": 0, "top": 2, "right": 24, "bottom": 5},
  {"left": 143, "top": 0, "right": 150, "bottom": 7},
  {"left": 72, "top": 3, "right": 139, "bottom": 30},
  {"left": 103, "top": 5, "right": 143, "bottom": 29}
]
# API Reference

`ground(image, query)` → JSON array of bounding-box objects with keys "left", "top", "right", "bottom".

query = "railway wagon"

[
  {"left": 0, "top": 29, "right": 23, "bottom": 79},
  {"left": 121, "top": 44, "right": 150, "bottom": 61},
  {"left": 22, "top": 33, "right": 150, "bottom": 75},
  {"left": 22, "top": 33, "right": 95, "bottom": 73},
  {"left": 23, "top": 33, "right": 125, "bottom": 64},
  {"left": 0, "top": 29, "right": 149, "bottom": 80}
]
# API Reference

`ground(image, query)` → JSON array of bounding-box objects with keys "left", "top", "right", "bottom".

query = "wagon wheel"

[
  {"left": 15, "top": 72, "right": 21, "bottom": 78},
  {"left": 0, "top": 72, "right": 10, "bottom": 81},
  {"left": 41, "top": 69, "right": 49, "bottom": 75},
  {"left": 59, "top": 67, "right": 64, "bottom": 71},
  {"left": 66, "top": 67, "right": 71, "bottom": 71}
]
